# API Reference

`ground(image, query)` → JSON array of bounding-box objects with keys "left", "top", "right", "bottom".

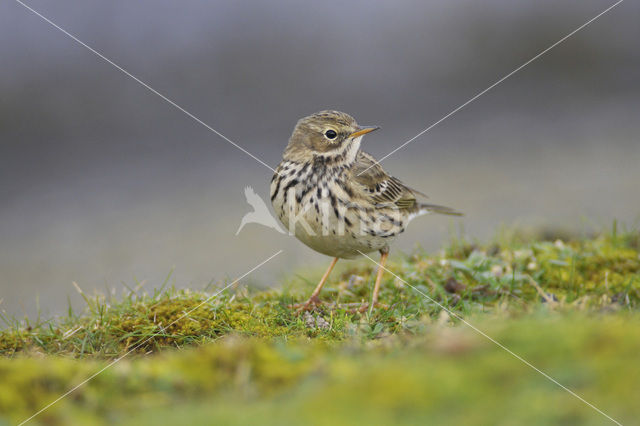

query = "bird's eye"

[{"left": 324, "top": 130, "right": 337, "bottom": 139}]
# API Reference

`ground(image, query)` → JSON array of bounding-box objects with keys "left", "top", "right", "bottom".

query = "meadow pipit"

[{"left": 271, "top": 110, "right": 461, "bottom": 312}]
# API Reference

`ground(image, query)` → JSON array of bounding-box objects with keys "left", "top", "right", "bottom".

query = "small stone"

[
  {"left": 444, "top": 278, "right": 466, "bottom": 294},
  {"left": 303, "top": 312, "right": 315, "bottom": 328},
  {"left": 315, "top": 315, "right": 330, "bottom": 330},
  {"left": 303, "top": 312, "right": 330, "bottom": 330},
  {"left": 449, "top": 294, "right": 461, "bottom": 306}
]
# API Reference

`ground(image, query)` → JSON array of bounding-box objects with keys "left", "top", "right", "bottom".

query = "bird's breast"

[{"left": 270, "top": 161, "right": 406, "bottom": 257}]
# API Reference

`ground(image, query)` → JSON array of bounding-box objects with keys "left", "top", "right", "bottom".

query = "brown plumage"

[{"left": 270, "top": 110, "right": 461, "bottom": 312}]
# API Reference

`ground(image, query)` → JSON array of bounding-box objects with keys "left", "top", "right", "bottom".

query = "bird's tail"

[{"left": 418, "top": 203, "right": 463, "bottom": 216}]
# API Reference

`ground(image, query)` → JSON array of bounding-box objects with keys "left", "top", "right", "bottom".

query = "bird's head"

[{"left": 283, "top": 110, "right": 378, "bottom": 163}]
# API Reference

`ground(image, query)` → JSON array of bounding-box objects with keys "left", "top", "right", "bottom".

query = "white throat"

[
  {"left": 313, "top": 136, "right": 363, "bottom": 164},
  {"left": 343, "top": 136, "right": 362, "bottom": 163}
]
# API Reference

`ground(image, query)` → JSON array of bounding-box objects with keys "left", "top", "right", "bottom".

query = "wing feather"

[{"left": 350, "top": 151, "right": 424, "bottom": 212}]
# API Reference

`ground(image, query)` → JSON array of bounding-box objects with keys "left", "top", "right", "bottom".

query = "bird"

[
  {"left": 270, "top": 110, "right": 461, "bottom": 312},
  {"left": 236, "top": 186, "right": 286, "bottom": 235}
]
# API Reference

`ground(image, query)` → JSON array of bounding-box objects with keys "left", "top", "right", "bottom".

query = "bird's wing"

[{"left": 350, "top": 151, "right": 425, "bottom": 211}]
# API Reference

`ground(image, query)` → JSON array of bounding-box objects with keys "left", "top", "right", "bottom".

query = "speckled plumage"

[
  {"left": 270, "top": 110, "right": 460, "bottom": 259},
  {"left": 271, "top": 110, "right": 461, "bottom": 312}
]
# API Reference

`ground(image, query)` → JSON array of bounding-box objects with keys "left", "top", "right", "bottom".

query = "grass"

[{"left": 1, "top": 225, "right": 639, "bottom": 425}]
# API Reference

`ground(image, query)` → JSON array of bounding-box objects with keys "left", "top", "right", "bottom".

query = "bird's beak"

[{"left": 349, "top": 126, "right": 380, "bottom": 139}]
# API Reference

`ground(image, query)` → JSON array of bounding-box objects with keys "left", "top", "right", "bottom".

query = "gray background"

[{"left": 1, "top": 0, "right": 638, "bottom": 319}]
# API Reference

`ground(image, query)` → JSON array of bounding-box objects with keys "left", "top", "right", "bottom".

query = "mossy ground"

[{"left": 1, "top": 225, "right": 639, "bottom": 425}]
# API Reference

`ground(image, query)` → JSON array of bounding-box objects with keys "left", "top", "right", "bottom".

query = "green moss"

[
  {"left": 2, "top": 314, "right": 639, "bottom": 425},
  {"left": 0, "top": 226, "right": 638, "bottom": 424},
  {"left": 2, "top": 227, "right": 638, "bottom": 358}
]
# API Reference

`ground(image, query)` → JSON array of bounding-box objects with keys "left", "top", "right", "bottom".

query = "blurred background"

[{"left": 1, "top": 0, "right": 638, "bottom": 319}]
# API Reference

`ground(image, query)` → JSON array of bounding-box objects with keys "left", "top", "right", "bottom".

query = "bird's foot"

[{"left": 290, "top": 295, "right": 326, "bottom": 314}]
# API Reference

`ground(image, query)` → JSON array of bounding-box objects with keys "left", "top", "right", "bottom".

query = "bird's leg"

[
  {"left": 371, "top": 250, "right": 388, "bottom": 306},
  {"left": 292, "top": 257, "right": 339, "bottom": 313},
  {"left": 348, "top": 250, "right": 389, "bottom": 314}
]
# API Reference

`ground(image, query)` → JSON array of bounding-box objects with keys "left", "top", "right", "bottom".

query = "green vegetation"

[{"left": 1, "top": 225, "right": 639, "bottom": 425}]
